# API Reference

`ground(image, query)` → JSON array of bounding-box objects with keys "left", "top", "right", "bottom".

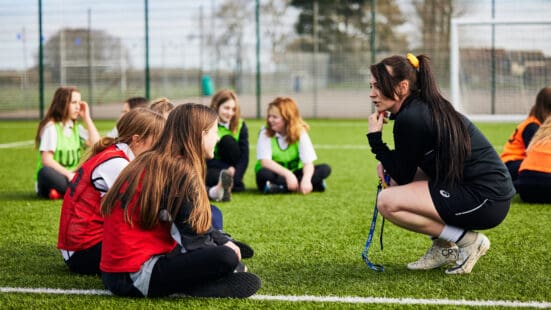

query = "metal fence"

[{"left": 1, "top": 0, "right": 550, "bottom": 119}]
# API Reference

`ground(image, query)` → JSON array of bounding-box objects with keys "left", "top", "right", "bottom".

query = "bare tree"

[
  {"left": 288, "top": 0, "right": 408, "bottom": 83},
  {"left": 412, "top": 0, "right": 468, "bottom": 83},
  {"left": 41, "top": 28, "right": 129, "bottom": 83},
  {"left": 211, "top": 0, "right": 292, "bottom": 92},
  {"left": 261, "top": 0, "right": 293, "bottom": 63}
]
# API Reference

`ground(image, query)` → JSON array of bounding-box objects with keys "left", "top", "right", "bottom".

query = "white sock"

[
  {"left": 208, "top": 186, "right": 223, "bottom": 201},
  {"left": 439, "top": 225, "right": 465, "bottom": 243}
]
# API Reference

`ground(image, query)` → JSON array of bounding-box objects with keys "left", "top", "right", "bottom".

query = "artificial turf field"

[{"left": 0, "top": 119, "right": 549, "bottom": 309}]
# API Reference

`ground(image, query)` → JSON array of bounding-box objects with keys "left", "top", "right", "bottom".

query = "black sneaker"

[
  {"left": 233, "top": 240, "right": 254, "bottom": 259},
  {"left": 186, "top": 272, "right": 261, "bottom": 298},
  {"left": 220, "top": 169, "right": 233, "bottom": 202}
]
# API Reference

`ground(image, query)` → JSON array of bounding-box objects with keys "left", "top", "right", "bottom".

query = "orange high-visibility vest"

[
  {"left": 500, "top": 116, "right": 541, "bottom": 163},
  {"left": 519, "top": 140, "right": 551, "bottom": 173}
]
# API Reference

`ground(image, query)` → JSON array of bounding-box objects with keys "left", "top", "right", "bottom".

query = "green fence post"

[
  {"left": 370, "top": 0, "right": 376, "bottom": 113},
  {"left": 38, "top": 0, "right": 44, "bottom": 119},
  {"left": 144, "top": 0, "right": 150, "bottom": 100},
  {"left": 255, "top": 0, "right": 261, "bottom": 119}
]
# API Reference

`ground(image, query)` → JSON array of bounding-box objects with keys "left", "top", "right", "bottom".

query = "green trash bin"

[{"left": 201, "top": 75, "right": 214, "bottom": 96}]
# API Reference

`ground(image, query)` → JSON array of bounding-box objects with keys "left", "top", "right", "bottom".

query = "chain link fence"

[{"left": 1, "top": 0, "right": 550, "bottom": 119}]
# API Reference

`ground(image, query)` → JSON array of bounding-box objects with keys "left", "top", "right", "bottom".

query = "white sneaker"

[
  {"left": 446, "top": 232, "right": 490, "bottom": 275},
  {"left": 407, "top": 239, "right": 459, "bottom": 270}
]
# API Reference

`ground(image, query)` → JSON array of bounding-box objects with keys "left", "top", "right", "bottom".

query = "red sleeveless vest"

[
  {"left": 57, "top": 145, "right": 128, "bottom": 251},
  {"left": 100, "top": 170, "right": 177, "bottom": 273}
]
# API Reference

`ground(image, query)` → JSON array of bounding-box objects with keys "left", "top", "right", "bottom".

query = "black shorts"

[{"left": 428, "top": 182, "right": 511, "bottom": 230}]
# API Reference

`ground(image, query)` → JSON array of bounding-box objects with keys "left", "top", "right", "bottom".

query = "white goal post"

[{"left": 450, "top": 18, "right": 551, "bottom": 122}]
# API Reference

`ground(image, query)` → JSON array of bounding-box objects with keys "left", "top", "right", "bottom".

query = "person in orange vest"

[
  {"left": 516, "top": 116, "right": 551, "bottom": 203},
  {"left": 501, "top": 87, "right": 551, "bottom": 181}
]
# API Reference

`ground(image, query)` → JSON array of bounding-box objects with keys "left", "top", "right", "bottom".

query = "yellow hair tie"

[{"left": 406, "top": 53, "right": 419, "bottom": 70}]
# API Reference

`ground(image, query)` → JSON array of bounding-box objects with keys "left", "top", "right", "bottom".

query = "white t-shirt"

[
  {"left": 91, "top": 143, "right": 135, "bottom": 196},
  {"left": 36, "top": 121, "right": 88, "bottom": 193},
  {"left": 39, "top": 120, "right": 88, "bottom": 152},
  {"left": 256, "top": 127, "right": 317, "bottom": 164}
]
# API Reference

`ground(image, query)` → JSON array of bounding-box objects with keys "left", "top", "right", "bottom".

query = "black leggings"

[
  {"left": 206, "top": 136, "right": 243, "bottom": 188},
  {"left": 505, "top": 160, "right": 522, "bottom": 181},
  {"left": 216, "top": 135, "right": 241, "bottom": 166},
  {"left": 103, "top": 245, "right": 238, "bottom": 297},
  {"left": 255, "top": 164, "right": 331, "bottom": 192},
  {"left": 65, "top": 243, "right": 102, "bottom": 275},
  {"left": 516, "top": 170, "right": 551, "bottom": 203},
  {"left": 37, "top": 166, "right": 69, "bottom": 198}
]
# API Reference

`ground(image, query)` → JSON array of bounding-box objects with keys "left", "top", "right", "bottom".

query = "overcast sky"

[{"left": 0, "top": 0, "right": 550, "bottom": 70}]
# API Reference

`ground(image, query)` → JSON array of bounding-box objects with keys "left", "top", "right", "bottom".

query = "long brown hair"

[
  {"left": 370, "top": 55, "right": 470, "bottom": 186},
  {"left": 101, "top": 103, "right": 217, "bottom": 233},
  {"left": 529, "top": 87, "right": 551, "bottom": 123},
  {"left": 81, "top": 108, "right": 165, "bottom": 163},
  {"left": 210, "top": 89, "right": 241, "bottom": 133},
  {"left": 265, "top": 97, "right": 309, "bottom": 144},
  {"left": 35, "top": 86, "right": 79, "bottom": 148}
]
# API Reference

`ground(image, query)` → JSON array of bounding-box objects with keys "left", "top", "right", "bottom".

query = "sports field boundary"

[{"left": 1, "top": 287, "right": 550, "bottom": 308}]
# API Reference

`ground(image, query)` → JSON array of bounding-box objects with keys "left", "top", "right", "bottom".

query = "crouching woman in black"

[{"left": 366, "top": 54, "right": 515, "bottom": 274}]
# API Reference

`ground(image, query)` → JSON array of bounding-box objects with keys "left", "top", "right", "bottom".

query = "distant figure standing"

[
  {"left": 501, "top": 87, "right": 551, "bottom": 181},
  {"left": 34, "top": 86, "right": 100, "bottom": 199}
]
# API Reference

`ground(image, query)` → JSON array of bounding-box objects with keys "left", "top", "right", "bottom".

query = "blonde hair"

[
  {"left": 265, "top": 97, "right": 309, "bottom": 144},
  {"left": 81, "top": 108, "right": 165, "bottom": 163},
  {"left": 527, "top": 116, "right": 551, "bottom": 150},
  {"left": 101, "top": 103, "right": 217, "bottom": 233},
  {"left": 210, "top": 89, "right": 241, "bottom": 133},
  {"left": 149, "top": 97, "right": 175, "bottom": 117}
]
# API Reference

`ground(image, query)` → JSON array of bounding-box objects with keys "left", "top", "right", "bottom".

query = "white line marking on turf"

[
  {"left": 1, "top": 287, "right": 549, "bottom": 308},
  {"left": 0, "top": 140, "right": 33, "bottom": 149},
  {"left": 1, "top": 287, "right": 111, "bottom": 295},
  {"left": 253, "top": 295, "right": 551, "bottom": 308}
]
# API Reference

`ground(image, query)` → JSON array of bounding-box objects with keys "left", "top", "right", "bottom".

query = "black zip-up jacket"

[{"left": 367, "top": 94, "right": 515, "bottom": 201}]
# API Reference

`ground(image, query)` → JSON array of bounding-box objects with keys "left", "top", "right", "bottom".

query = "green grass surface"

[{"left": 0, "top": 119, "right": 549, "bottom": 309}]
